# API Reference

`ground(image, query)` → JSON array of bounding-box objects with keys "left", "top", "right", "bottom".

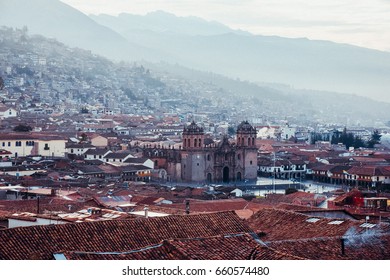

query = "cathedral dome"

[
  {"left": 183, "top": 121, "right": 204, "bottom": 134},
  {"left": 236, "top": 121, "right": 256, "bottom": 133}
]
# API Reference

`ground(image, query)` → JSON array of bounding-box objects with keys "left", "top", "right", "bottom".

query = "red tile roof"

[
  {"left": 247, "top": 208, "right": 389, "bottom": 242},
  {"left": 0, "top": 211, "right": 253, "bottom": 259},
  {"left": 162, "top": 198, "right": 256, "bottom": 213},
  {"left": 268, "top": 234, "right": 390, "bottom": 260},
  {"left": 56, "top": 233, "right": 304, "bottom": 260}
]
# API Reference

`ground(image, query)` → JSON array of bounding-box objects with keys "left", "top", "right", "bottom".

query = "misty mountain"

[
  {"left": 91, "top": 12, "right": 390, "bottom": 102},
  {"left": 143, "top": 61, "right": 390, "bottom": 125},
  {"left": 90, "top": 11, "right": 249, "bottom": 36},
  {"left": 0, "top": 0, "right": 162, "bottom": 61},
  {"left": 1, "top": 0, "right": 389, "bottom": 103},
  {"left": 1, "top": 26, "right": 389, "bottom": 126}
]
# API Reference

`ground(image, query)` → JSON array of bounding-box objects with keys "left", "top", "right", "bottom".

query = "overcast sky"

[{"left": 61, "top": 0, "right": 390, "bottom": 52}]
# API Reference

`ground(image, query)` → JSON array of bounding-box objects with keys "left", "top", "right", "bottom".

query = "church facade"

[{"left": 143, "top": 121, "right": 258, "bottom": 183}]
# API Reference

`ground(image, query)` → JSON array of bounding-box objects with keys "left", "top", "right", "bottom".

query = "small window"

[
  {"left": 250, "top": 160, "right": 253, "bottom": 165},
  {"left": 360, "top": 223, "right": 376, "bottom": 228},
  {"left": 328, "top": 220, "right": 344, "bottom": 225}
]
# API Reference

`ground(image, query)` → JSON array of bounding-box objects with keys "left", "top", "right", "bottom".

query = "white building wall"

[
  {"left": 8, "top": 217, "right": 68, "bottom": 228},
  {"left": 37, "top": 140, "right": 66, "bottom": 157}
]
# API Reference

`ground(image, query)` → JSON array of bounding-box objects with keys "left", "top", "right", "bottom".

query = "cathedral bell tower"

[
  {"left": 182, "top": 121, "right": 205, "bottom": 150},
  {"left": 236, "top": 120, "right": 257, "bottom": 148}
]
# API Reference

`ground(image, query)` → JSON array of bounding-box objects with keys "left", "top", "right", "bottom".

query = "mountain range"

[{"left": 0, "top": 0, "right": 389, "bottom": 103}]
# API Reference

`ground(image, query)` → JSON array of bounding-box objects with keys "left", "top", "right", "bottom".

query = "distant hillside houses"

[{"left": 0, "top": 105, "right": 18, "bottom": 119}]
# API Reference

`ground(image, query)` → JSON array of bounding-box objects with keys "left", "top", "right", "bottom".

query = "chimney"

[
  {"left": 340, "top": 238, "right": 346, "bottom": 256},
  {"left": 185, "top": 199, "right": 190, "bottom": 215},
  {"left": 144, "top": 205, "right": 149, "bottom": 218}
]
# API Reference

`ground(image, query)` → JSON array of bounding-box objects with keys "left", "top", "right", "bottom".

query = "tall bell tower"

[
  {"left": 236, "top": 120, "right": 257, "bottom": 148},
  {"left": 182, "top": 121, "right": 205, "bottom": 150}
]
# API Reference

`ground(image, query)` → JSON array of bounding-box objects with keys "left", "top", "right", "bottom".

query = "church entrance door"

[{"left": 223, "top": 166, "right": 229, "bottom": 183}]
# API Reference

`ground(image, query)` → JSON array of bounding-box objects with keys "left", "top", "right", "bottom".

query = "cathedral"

[{"left": 143, "top": 121, "right": 258, "bottom": 183}]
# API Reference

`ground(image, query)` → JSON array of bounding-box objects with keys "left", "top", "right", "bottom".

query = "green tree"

[
  {"left": 227, "top": 126, "right": 236, "bottom": 136},
  {"left": 367, "top": 130, "right": 381, "bottom": 148},
  {"left": 353, "top": 136, "right": 365, "bottom": 148},
  {"left": 80, "top": 107, "right": 89, "bottom": 114},
  {"left": 14, "top": 124, "right": 32, "bottom": 132},
  {"left": 0, "top": 76, "right": 4, "bottom": 90},
  {"left": 80, "top": 133, "right": 88, "bottom": 142}
]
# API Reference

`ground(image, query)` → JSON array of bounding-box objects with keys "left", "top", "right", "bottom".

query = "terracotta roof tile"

[
  {"left": 247, "top": 208, "right": 389, "bottom": 242},
  {"left": 0, "top": 211, "right": 252, "bottom": 259},
  {"left": 56, "top": 233, "right": 304, "bottom": 260},
  {"left": 268, "top": 234, "right": 390, "bottom": 260}
]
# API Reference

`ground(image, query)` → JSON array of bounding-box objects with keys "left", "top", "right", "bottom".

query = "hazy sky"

[{"left": 61, "top": 0, "right": 390, "bottom": 52}]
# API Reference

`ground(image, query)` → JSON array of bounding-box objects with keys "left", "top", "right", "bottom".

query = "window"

[
  {"left": 306, "top": 218, "right": 320, "bottom": 223},
  {"left": 207, "top": 154, "right": 211, "bottom": 161},
  {"left": 2, "top": 142, "right": 4, "bottom": 147},
  {"left": 328, "top": 221, "right": 344, "bottom": 225},
  {"left": 250, "top": 160, "right": 253, "bottom": 165},
  {"left": 16, "top": 141, "right": 22, "bottom": 147},
  {"left": 44, "top": 143, "right": 49, "bottom": 150},
  {"left": 26, "top": 141, "right": 34, "bottom": 146},
  {"left": 8, "top": 142, "right": 11, "bottom": 147},
  {"left": 238, "top": 154, "right": 241, "bottom": 160}
]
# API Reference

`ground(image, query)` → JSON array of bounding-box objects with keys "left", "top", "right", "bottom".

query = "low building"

[{"left": 0, "top": 133, "right": 66, "bottom": 158}]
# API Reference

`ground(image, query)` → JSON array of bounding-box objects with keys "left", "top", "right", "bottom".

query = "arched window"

[
  {"left": 199, "top": 138, "right": 202, "bottom": 147},
  {"left": 194, "top": 139, "right": 197, "bottom": 147},
  {"left": 207, "top": 154, "right": 211, "bottom": 161}
]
